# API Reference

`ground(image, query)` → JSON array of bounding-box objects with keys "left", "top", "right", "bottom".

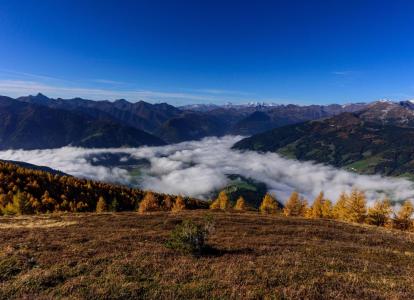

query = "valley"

[{"left": 1, "top": 136, "right": 414, "bottom": 205}]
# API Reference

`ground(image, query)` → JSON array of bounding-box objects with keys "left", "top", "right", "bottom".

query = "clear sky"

[{"left": 0, "top": 0, "right": 414, "bottom": 105}]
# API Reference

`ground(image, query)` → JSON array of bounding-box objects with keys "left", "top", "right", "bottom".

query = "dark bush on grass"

[{"left": 165, "top": 217, "right": 214, "bottom": 255}]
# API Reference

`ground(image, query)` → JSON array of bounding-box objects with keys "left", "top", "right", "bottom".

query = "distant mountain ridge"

[
  {"left": 0, "top": 93, "right": 386, "bottom": 149},
  {"left": 0, "top": 93, "right": 372, "bottom": 147},
  {"left": 0, "top": 95, "right": 165, "bottom": 149},
  {"left": 233, "top": 101, "right": 414, "bottom": 177}
]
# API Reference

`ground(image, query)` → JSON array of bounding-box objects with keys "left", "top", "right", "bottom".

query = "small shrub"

[{"left": 165, "top": 217, "right": 214, "bottom": 255}]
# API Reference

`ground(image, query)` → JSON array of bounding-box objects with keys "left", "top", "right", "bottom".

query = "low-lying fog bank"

[{"left": 1, "top": 136, "right": 413, "bottom": 204}]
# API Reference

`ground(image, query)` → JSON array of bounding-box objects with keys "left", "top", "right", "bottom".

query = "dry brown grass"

[
  {"left": 0, "top": 211, "right": 413, "bottom": 299},
  {"left": 0, "top": 216, "right": 77, "bottom": 229}
]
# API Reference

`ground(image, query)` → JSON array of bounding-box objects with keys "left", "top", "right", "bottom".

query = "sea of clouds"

[{"left": 1, "top": 135, "right": 414, "bottom": 205}]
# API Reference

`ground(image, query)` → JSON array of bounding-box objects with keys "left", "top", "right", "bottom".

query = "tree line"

[
  {"left": 209, "top": 190, "right": 414, "bottom": 232},
  {"left": 0, "top": 161, "right": 207, "bottom": 215},
  {"left": 1, "top": 161, "right": 413, "bottom": 233}
]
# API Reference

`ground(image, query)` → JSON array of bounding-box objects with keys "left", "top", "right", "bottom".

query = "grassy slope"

[{"left": 1, "top": 211, "right": 414, "bottom": 299}]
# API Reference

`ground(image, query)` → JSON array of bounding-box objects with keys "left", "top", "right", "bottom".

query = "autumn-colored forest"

[
  {"left": 210, "top": 189, "right": 414, "bottom": 232},
  {"left": 0, "top": 161, "right": 207, "bottom": 215},
  {"left": 1, "top": 161, "right": 413, "bottom": 233}
]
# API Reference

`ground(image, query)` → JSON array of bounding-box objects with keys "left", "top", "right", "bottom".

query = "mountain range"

[
  {"left": 0, "top": 93, "right": 370, "bottom": 149},
  {"left": 4, "top": 94, "right": 414, "bottom": 177},
  {"left": 0, "top": 95, "right": 165, "bottom": 149},
  {"left": 233, "top": 101, "right": 414, "bottom": 177}
]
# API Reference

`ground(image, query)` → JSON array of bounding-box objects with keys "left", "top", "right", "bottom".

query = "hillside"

[
  {"left": 0, "top": 211, "right": 413, "bottom": 299},
  {"left": 0, "top": 161, "right": 207, "bottom": 214},
  {"left": 156, "top": 112, "right": 231, "bottom": 143},
  {"left": 233, "top": 110, "right": 414, "bottom": 177},
  {"left": 0, "top": 160, "right": 68, "bottom": 176},
  {"left": 0, "top": 96, "right": 165, "bottom": 149},
  {"left": 230, "top": 103, "right": 366, "bottom": 135}
]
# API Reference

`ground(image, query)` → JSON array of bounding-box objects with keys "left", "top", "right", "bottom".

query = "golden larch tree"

[
  {"left": 138, "top": 191, "right": 160, "bottom": 213},
  {"left": 300, "top": 197, "right": 309, "bottom": 217},
  {"left": 307, "top": 192, "right": 325, "bottom": 219},
  {"left": 284, "top": 191, "right": 306, "bottom": 217},
  {"left": 366, "top": 198, "right": 392, "bottom": 227},
  {"left": 2, "top": 190, "right": 30, "bottom": 215},
  {"left": 172, "top": 195, "right": 186, "bottom": 212},
  {"left": 259, "top": 193, "right": 280, "bottom": 214},
  {"left": 332, "top": 192, "right": 348, "bottom": 220},
  {"left": 218, "top": 191, "right": 231, "bottom": 210},
  {"left": 234, "top": 196, "right": 247, "bottom": 211},
  {"left": 321, "top": 199, "right": 333, "bottom": 219},
  {"left": 96, "top": 196, "right": 107, "bottom": 213},
  {"left": 392, "top": 200, "right": 414, "bottom": 231},
  {"left": 345, "top": 189, "right": 367, "bottom": 223}
]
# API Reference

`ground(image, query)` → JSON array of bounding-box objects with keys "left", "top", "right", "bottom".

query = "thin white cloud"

[
  {"left": 181, "top": 88, "right": 252, "bottom": 96},
  {"left": 0, "top": 68, "right": 69, "bottom": 83},
  {"left": 0, "top": 136, "right": 413, "bottom": 205},
  {"left": 332, "top": 71, "right": 350, "bottom": 75},
  {"left": 90, "top": 79, "right": 126, "bottom": 85},
  {"left": 0, "top": 68, "right": 258, "bottom": 104},
  {"left": 331, "top": 70, "right": 362, "bottom": 77},
  {"left": 332, "top": 70, "right": 355, "bottom": 76},
  {"left": 0, "top": 79, "right": 237, "bottom": 104}
]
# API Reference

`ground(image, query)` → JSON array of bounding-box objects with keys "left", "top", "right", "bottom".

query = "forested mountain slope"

[{"left": 233, "top": 110, "right": 414, "bottom": 177}]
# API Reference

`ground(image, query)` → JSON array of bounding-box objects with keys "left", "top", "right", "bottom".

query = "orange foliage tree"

[
  {"left": 283, "top": 191, "right": 307, "bottom": 217},
  {"left": 259, "top": 193, "right": 280, "bottom": 214},
  {"left": 172, "top": 195, "right": 186, "bottom": 212},
  {"left": 366, "top": 198, "right": 392, "bottom": 227},
  {"left": 234, "top": 196, "right": 247, "bottom": 211},
  {"left": 392, "top": 200, "right": 414, "bottom": 231},
  {"left": 138, "top": 191, "right": 160, "bottom": 213},
  {"left": 345, "top": 189, "right": 367, "bottom": 223}
]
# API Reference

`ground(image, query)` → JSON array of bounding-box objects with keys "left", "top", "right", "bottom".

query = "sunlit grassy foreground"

[{"left": 0, "top": 211, "right": 413, "bottom": 299}]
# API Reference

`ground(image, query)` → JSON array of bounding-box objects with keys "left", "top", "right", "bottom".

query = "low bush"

[{"left": 165, "top": 216, "right": 214, "bottom": 255}]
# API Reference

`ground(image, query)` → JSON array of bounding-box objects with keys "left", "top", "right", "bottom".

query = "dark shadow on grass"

[{"left": 196, "top": 246, "right": 255, "bottom": 258}]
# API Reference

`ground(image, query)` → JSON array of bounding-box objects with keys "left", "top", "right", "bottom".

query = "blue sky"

[{"left": 0, "top": 0, "right": 414, "bottom": 105}]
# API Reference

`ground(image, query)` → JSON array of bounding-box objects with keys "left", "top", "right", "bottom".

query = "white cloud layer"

[{"left": 0, "top": 136, "right": 413, "bottom": 205}]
